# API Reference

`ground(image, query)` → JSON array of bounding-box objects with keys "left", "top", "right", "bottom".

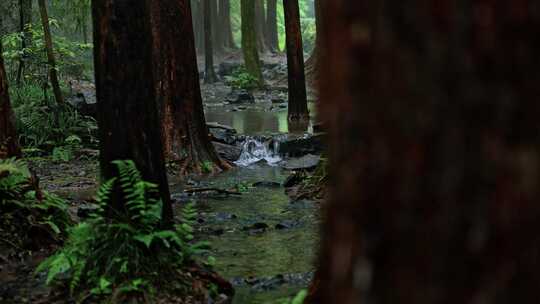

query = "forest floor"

[{"left": 0, "top": 53, "right": 324, "bottom": 304}]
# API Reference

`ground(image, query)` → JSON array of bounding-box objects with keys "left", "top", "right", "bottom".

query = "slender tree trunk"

[
  {"left": 0, "top": 44, "right": 21, "bottom": 159},
  {"left": 219, "top": 0, "right": 235, "bottom": 49},
  {"left": 305, "top": 0, "right": 321, "bottom": 83},
  {"left": 91, "top": 0, "right": 172, "bottom": 223},
  {"left": 241, "top": 0, "right": 263, "bottom": 86},
  {"left": 254, "top": 0, "right": 267, "bottom": 53},
  {"left": 16, "top": 0, "right": 32, "bottom": 86},
  {"left": 150, "top": 0, "right": 230, "bottom": 174},
  {"left": 283, "top": 0, "right": 308, "bottom": 122},
  {"left": 265, "top": 0, "right": 279, "bottom": 53},
  {"left": 192, "top": 0, "right": 204, "bottom": 54},
  {"left": 313, "top": 1, "right": 540, "bottom": 303},
  {"left": 38, "top": 0, "right": 64, "bottom": 105},
  {"left": 211, "top": 0, "right": 223, "bottom": 55},
  {"left": 203, "top": 0, "right": 217, "bottom": 83}
]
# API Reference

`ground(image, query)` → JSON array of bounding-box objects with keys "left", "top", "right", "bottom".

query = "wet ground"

[
  {"left": 173, "top": 165, "right": 319, "bottom": 303},
  {"left": 1, "top": 55, "right": 320, "bottom": 303}
]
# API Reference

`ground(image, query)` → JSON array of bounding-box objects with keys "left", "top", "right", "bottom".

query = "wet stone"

[
  {"left": 77, "top": 204, "right": 99, "bottom": 219},
  {"left": 226, "top": 89, "right": 255, "bottom": 104},
  {"left": 252, "top": 181, "right": 281, "bottom": 188},
  {"left": 275, "top": 220, "right": 301, "bottom": 230}
]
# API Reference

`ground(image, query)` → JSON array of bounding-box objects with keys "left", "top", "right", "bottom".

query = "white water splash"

[{"left": 234, "top": 137, "right": 282, "bottom": 167}]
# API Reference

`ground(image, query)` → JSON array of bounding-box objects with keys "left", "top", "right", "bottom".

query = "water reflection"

[{"left": 205, "top": 102, "right": 316, "bottom": 135}]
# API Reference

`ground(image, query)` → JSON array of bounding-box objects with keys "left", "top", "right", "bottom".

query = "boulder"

[
  {"left": 67, "top": 92, "right": 97, "bottom": 118},
  {"left": 281, "top": 154, "right": 321, "bottom": 170},
  {"left": 252, "top": 181, "right": 281, "bottom": 188},
  {"left": 226, "top": 89, "right": 255, "bottom": 104},
  {"left": 218, "top": 62, "right": 241, "bottom": 77},
  {"left": 278, "top": 133, "right": 325, "bottom": 157},
  {"left": 208, "top": 123, "right": 238, "bottom": 145},
  {"left": 213, "top": 142, "right": 242, "bottom": 162}
]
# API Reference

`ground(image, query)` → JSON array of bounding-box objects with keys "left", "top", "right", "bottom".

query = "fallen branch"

[{"left": 184, "top": 187, "right": 242, "bottom": 196}]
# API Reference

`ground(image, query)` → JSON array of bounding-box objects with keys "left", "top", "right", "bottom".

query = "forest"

[{"left": 1, "top": 0, "right": 540, "bottom": 303}]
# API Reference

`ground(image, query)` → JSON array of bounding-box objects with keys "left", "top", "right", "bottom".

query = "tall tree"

[
  {"left": 16, "top": 0, "right": 32, "bottom": 85},
  {"left": 265, "top": 0, "right": 279, "bottom": 53},
  {"left": 91, "top": 0, "right": 172, "bottom": 223},
  {"left": 211, "top": 0, "right": 223, "bottom": 55},
  {"left": 305, "top": 0, "right": 321, "bottom": 85},
  {"left": 254, "top": 0, "right": 267, "bottom": 53},
  {"left": 150, "top": 0, "right": 230, "bottom": 174},
  {"left": 203, "top": 0, "right": 218, "bottom": 83},
  {"left": 219, "top": 0, "right": 235, "bottom": 49},
  {"left": 38, "top": 0, "right": 64, "bottom": 105},
  {"left": 192, "top": 0, "right": 204, "bottom": 53},
  {"left": 241, "top": 0, "right": 263, "bottom": 86},
  {"left": 283, "top": 0, "right": 308, "bottom": 122},
  {"left": 313, "top": 1, "right": 540, "bottom": 303},
  {"left": 0, "top": 43, "right": 21, "bottom": 159}
]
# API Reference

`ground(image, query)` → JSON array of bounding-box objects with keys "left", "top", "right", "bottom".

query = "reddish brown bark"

[
  {"left": 284, "top": 0, "right": 308, "bottom": 122},
  {"left": 313, "top": 1, "right": 540, "bottom": 304},
  {"left": 150, "top": 0, "right": 230, "bottom": 175},
  {"left": 0, "top": 43, "right": 21, "bottom": 159},
  {"left": 91, "top": 0, "right": 172, "bottom": 223}
]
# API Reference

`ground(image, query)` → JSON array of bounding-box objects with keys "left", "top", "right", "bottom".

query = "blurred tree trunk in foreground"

[
  {"left": 150, "top": 0, "right": 230, "bottom": 174},
  {"left": 283, "top": 0, "right": 308, "bottom": 122},
  {"left": 92, "top": 0, "right": 172, "bottom": 223},
  {"left": 312, "top": 1, "right": 540, "bottom": 304},
  {"left": 0, "top": 43, "right": 21, "bottom": 159},
  {"left": 38, "top": 0, "right": 64, "bottom": 104}
]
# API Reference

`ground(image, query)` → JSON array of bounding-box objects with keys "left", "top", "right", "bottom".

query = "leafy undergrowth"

[
  {"left": 287, "top": 157, "right": 327, "bottom": 202},
  {"left": 36, "top": 160, "right": 233, "bottom": 303},
  {"left": 0, "top": 158, "right": 72, "bottom": 257}
]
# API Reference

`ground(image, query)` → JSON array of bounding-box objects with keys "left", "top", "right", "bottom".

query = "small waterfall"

[{"left": 234, "top": 136, "right": 282, "bottom": 167}]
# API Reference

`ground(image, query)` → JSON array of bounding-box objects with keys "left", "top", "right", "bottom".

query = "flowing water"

[{"left": 172, "top": 136, "right": 319, "bottom": 303}]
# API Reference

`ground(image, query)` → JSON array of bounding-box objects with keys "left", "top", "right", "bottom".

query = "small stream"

[{"left": 172, "top": 130, "right": 319, "bottom": 303}]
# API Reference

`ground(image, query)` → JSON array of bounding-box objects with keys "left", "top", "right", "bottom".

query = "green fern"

[
  {"left": 37, "top": 160, "right": 210, "bottom": 302},
  {"left": 0, "top": 158, "right": 71, "bottom": 248}
]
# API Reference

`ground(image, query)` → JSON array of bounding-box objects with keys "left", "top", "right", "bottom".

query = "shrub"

[
  {"left": 36, "top": 160, "right": 210, "bottom": 302},
  {"left": 227, "top": 66, "right": 260, "bottom": 90},
  {"left": 0, "top": 158, "right": 72, "bottom": 249}
]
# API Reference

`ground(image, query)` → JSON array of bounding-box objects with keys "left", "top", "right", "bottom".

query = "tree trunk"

[
  {"left": 219, "top": 0, "right": 235, "bottom": 49},
  {"left": 192, "top": 0, "right": 204, "bottom": 53},
  {"left": 91, "top": 0, "right": 172, "bottom": 223},
  {"left": 313, "top": 1, "right": 540, "bottom": 303},
  {"left": 0, "top": 43, "right": 21, "bottom": 159},
  {"left": 150, "top": 0, "right": 230, "bottom": 174},
  {"left": 203, "top": 0, "right": 217, "bottom": 83},
  {"left": 38, "top": 0, "right": 64, "bottom": 105},
  {"left": 16, "top": 0, "right": 32, "bottom": 86},
  {"left": 265, "top": 0, "right": 279, "bottom": 53},
  {"left": 283, "top": 0, "right": 308, "bottom": 122},
  {"left": 254, "top": 0, "right": 267, "bottom": 53},
  {"left": 304, "top": 0, "right": 321, "bottom": 86},
  {"left": 211, "top": 0, "right": 223, "bottom": 55},
  {"left": 241, "top": 0, "right": 263, "bottom": 86}
]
